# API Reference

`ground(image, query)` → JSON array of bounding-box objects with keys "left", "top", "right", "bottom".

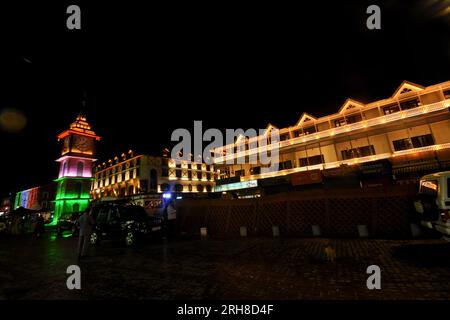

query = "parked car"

[
  {"left": 56, "top": 212, "right": 81, "bottom": 236},
  {"left": 413, "top": 171, "right": 450, "bottom": 238},
  {"left": 89, "top": 202, "right": 163, "bottom": 246}
]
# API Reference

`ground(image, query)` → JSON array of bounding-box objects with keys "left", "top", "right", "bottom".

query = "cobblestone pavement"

[{"left": 1, "top": 231, "right": 450, "bottom": 300}]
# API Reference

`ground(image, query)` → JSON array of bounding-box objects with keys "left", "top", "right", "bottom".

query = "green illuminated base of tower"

[{"left": 53, "top": 199, "right": 90, "bottom": 223}]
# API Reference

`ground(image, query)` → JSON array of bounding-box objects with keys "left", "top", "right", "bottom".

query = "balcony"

[{"left": 214, "top": 99, "right": 450, "bottom": 164}]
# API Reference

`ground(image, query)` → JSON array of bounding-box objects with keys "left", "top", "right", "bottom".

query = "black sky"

[{"left": 0, "top": 1, "right": 449, "bottom": 196}]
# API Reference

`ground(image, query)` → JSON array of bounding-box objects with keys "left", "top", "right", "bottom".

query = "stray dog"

[{"left": 324, "top": 245, "right": 336, "bottom": 263}]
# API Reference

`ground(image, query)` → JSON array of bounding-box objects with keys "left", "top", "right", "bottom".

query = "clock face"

[{"left": 73, "top": 135, "right": 93, "bottom": 153}]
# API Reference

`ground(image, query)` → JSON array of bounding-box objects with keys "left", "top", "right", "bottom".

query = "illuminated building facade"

[
  {"left": 91, "top": 151, "right": 216, "bottom": 200},
  {"left": 214, "top": 80, "right": 450, "bottom": 189},
  {"left": 13, "top": 183, "right": 56, "bottom": 211},
  {"left": 54, "top": 115, "right": 101, "bottom": 221}
]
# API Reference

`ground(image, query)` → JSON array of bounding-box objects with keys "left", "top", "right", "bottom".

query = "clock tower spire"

[{"left": 53, "top": 115, "right": 101, "bottom": 222}]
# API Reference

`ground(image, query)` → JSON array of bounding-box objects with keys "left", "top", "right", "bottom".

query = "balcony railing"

[
  {"left": 236, "top": 142, "right": 450, "bottom": 182},
  {"left": 214, "top": 99, "right": 450, "bottom": 164}
]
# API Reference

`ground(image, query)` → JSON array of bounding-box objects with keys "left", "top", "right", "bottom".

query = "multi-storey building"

[
  {"left": 13, "top": 183, "right": 56, "bottom": 212},
  {"left": 213, "top": 80, "right": 450, "bottom": 190},
  {"left": 91, "top": 151, "right": 216, "bottom": 201}
]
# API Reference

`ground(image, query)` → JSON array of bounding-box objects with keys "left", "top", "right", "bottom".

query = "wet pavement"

[{"left": 1, "top": 231, "right": 450, "bottom": 300}]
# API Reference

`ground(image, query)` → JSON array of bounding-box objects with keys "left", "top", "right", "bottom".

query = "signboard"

[
  {"left": 215, "top": 176, "right": 241, "bottom": 186},
  {"left": 258, "top": 176, "right": 290, "bottom": 187},
  {"left": 214, "top": 180, "right": 258, "bottom": 192},
  {"left": 291, "top": 170, "right": 323, "bottom": 186}
]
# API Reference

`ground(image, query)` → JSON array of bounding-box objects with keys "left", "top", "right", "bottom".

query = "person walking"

[
  {"left": 77, "top": 208, "right": 95, "bottom": 259},
  {"left": 34, "top": 214, "right": 45, "bottom": 238}
]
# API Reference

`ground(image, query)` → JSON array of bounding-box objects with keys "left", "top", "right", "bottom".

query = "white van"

[{"left": 414, "top": 171, "right": 450, "bottom": 237}]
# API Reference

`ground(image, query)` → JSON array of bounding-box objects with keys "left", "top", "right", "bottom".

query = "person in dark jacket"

[{"left": 34, "top": 214, "right": 45, "bottom": 238}]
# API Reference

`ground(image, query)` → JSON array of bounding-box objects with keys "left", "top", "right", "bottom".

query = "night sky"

[{"left": 0, "top": 1, "right": 448, "bottom": 196}]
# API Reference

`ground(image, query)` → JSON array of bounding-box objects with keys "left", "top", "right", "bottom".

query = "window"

[
  {"left": 400, "top": 98, "right": 421, "bottom": 110},
  {"left": 235, "top": 170, "right": 245, "bottom": 177},
  {"left": 150, "top": 169, "right": 158, "bottom": 190},
  {"left": 293, "top": 130, "right": 302, "bottom": 137},
  {"left": 419, "top": 180, "right": 438, "bottom": 196},
  {"left": 250, "top": 166, "right": 261, "bottom": 175},
  {"left": 383, "top": 104, "right": 400, "bottom": 115},
  {"left": 299, "top": 155, "right": 324, "bottom": 167},
  {"left": 334, "top": 118, "right": 346, "bottom": 127},
  {"left": 444, "top": 89, "right": 450, "bottom": 99},
  {"left": 279, "top": 160, "right": 293, "bottom": 170},
  {"left": 96, "top": 208, "right": 109, "bottom": 223},
  {"left": 206, "top": 185, "right": 212, "bottom": 192},
  {"left": 175, "top": 184, "right": 183, "bottom": 192},
  {"left": 188, "top": 171, "right": 192, "bottom": 179},
  {"left": 341, "top": 145, "right": 375, "bottom": 160},
  {"left": 197, "top": 164, "right": 202, "bottom": 170},
  {"left": 161, "top": 168, "right": 169, "bottom": 177},
  {"left": 393, "top": 134, "right": 434, "bottom": 151},
  {"left": 109, "top": 208, "right": 120, "bottom": 222},
  {"left": 393, "top": 138, "right": 413, "bottom": 151},
  {"left": 161, "top": 184, "right": 170, "bottom": 192},
  {"left": 128, "top": 185, "right": 134, "bottom": 195},
  {"left": 176, "top": 170, "right": 182, "bottom": 178},
  {"left": 303, "top": 126, "right": 316, "bottom": 135},
  {"left": 197, "top": 172, "right": 202, "bottom": 180},
  {"left": 346, "top": 114, "right": 362, "bottom": 124},
  {"left": 74, "top": 182, "right": 82, "bottom": 198},
  {"left": 280, "top": 134, "right": 290, "bottom": 141},
  {"left": 197, "top": 184, "right": 204, "bottom": 192},
  {"left": 411, "top": 134, "right": 434, "bottom": 148},
  {"left": 206, "top": 173, "right": 211, "bottom": 180},
  {"left": 63, "top": 162, "right": 68, "bottom": 176}
]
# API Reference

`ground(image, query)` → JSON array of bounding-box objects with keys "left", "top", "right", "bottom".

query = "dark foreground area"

[{"left": 1, "top": 231, "right": 450, "bottom": 300}]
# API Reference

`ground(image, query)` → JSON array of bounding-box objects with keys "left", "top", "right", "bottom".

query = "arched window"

[
  {"left": 197, "top": 184, "right": 204, "bottom": 192},
  {"left": 188, "top": 184, "right": 193, "bottom": 192},
  {"left": 175, "top": 184, "right": 183, "bottom": 192},
  {"left": 160, "top": 183, "right": 170, "bottom": 192},
  {"left": 63, "top": 161, "right": 68, "bottom": 176},
  {"left": 128, "top": 185, "right": 134, "bottom": 196},
  {"left": 77, "top": 162, "right": 84, "bottom": 177},
  {"left": 73, "top": 203, "right": 80, "bottom": 213},
  {"left": 150, "top": 169, "right": 158, "bottom": 190},
  {"left": 206, "top": 185, "right": 212, "bottom": 192},
  {"left": 74, "top": 182, "right": 82, "bottom": 198}
]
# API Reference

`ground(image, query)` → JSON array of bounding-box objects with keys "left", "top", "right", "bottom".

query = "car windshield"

[{"left": 419, "top": 179, "right": 439, "bottom": 196}]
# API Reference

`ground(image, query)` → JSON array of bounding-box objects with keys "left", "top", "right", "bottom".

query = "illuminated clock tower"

[{"left": 53, "top": 114, "right": 101, "bottom": 222}]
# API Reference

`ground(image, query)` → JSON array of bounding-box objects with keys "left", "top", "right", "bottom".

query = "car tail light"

[{"left": 440, "top": 209, "right": 450, "bottom": 222}]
